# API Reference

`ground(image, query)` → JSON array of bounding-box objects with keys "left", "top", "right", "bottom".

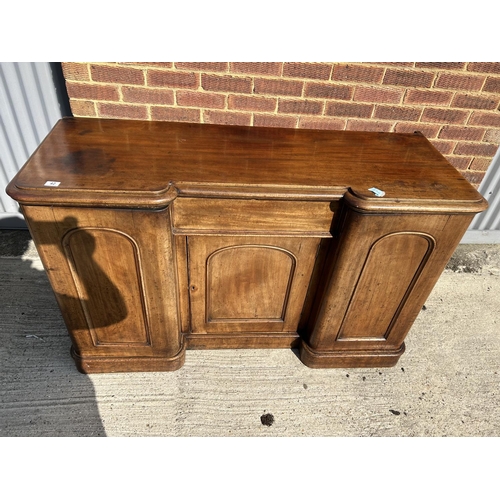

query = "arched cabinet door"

[
  {"left": 336, "top": 231, "right": 435, "bottom": 344},
  {"left": 20, "top": 205, "right": 185, "bottom": 373},
  {"left": 187, "top": 236, "right": 320, "bottom": 334}
]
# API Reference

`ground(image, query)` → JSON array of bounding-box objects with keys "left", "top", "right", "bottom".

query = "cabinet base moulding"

[
  {"left": 185, "top": 332, "right": 301, "bottom": 350},
  {"left": 299, "top": 341, "right": 406, "bottom": 369},
  {"left": 70, "top": 346, "right": 186, "bottom": 374}
]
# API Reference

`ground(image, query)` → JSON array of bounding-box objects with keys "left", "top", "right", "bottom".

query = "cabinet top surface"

[{"left": 8, "top": 117, "right": 487, "bottom": 211}]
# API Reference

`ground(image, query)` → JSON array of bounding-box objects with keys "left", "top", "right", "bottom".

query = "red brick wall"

[{"left": 61, "top": 62, "right": 500, "bottom": 188}]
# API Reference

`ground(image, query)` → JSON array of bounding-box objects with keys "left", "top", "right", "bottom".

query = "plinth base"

[
  {"left": 299, "top": 341, "right": 405, "bottom": 369},
  {"left": 71, "top": 346, "right": 186, "bottom": 374}
]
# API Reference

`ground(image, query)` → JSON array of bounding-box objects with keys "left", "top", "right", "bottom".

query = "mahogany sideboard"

[{"left": 6, "top": 118, "right": 488, "bottom": 373}]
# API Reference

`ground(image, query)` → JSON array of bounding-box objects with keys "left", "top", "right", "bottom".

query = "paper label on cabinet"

[
  {"left": 44, "top": 181, "right": 61, "bottom": 187},
  {"left": 368, "top": 187, "right": 385, "bottom": 197}
]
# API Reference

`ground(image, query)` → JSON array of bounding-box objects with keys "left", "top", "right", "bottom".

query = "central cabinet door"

[{"left": 187, "top": 236, "right": 320, "bottom": 334}]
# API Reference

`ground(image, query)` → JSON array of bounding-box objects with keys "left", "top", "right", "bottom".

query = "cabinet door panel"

[
  {"left": 207, "top": 245, "right": 294, "bottom": 321},
  {"left": 63, "top": 228, "right": 150, "bottom": 346},
  {"left": 337, "top": 232, "right": 433, "bottom": 341},
  {"left": 188, "top": 236, "right": 320, "bottom": 333},
  {"left": 22, "top": 205, "right": 183, "bottom": 359}
]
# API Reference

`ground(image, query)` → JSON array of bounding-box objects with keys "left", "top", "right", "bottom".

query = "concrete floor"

[{"left": 1, "top": 230, "right": 499, "bottom": 437}]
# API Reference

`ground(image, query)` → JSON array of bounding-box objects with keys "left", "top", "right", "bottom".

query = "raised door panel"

[
  {"left": 337, "top": 232, "right": 434, "bottom": 343},
  {"left": 63, "top": 228, "right": 151, "bottom": 346},
  {"left": 207, "top": 245, "right": 294, "bottom": 321},
  {"left": 188, "top": 236, "right": 320, "bottom": 333}
]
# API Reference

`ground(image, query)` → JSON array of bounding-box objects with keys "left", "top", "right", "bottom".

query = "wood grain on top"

[{"left": 7, "top": 117, "right": 487, "bottom": 211}]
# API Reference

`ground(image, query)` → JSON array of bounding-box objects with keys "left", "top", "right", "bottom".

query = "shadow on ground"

[{"left": 0, "top": 228, "right": 105, "bottom": 437}]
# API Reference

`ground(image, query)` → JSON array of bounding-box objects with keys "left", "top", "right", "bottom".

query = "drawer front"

[{"left": 172, "top": 198, "right": 335, "bottom": 235}]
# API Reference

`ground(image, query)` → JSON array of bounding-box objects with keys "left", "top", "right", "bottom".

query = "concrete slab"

[{"left": 1, "top": 230, "right": 499, "bottom": 437}]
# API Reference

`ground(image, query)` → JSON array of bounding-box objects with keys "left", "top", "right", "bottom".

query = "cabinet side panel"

[
  {"left": 21, "top": 205, "right": 95, "bottom": 352},
  {"left": 174, "top": 235, "right": 191, "bottom": 334},
  {"left": 63, "top": 228, "right": 150, "bottom": 346}
]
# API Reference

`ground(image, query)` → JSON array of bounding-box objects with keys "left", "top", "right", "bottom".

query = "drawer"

[{"left": 172, "top": 198, "right": 336, "bottom": 235}]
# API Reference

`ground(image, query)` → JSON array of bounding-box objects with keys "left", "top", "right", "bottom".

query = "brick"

[
  {"left": 483, "top": 76, "right": 500, "bottom": 93},
  {"left": 228, "top": 95, "right": 276, "bottom": 112},
  {"left": 451, "top": 93, "right": 499, "bottom": 110},
  {"left": 346, "top": 120, "right": 393, "bottom": 132},
  {"left": 176, "top": 62, "right": 228, "bottom": 72},
  {"left": 326, "top": 102, "right": 373, "bottom": 118},
  {"left": 467, "top": 62, "right": 500, "bottom": 74},
  {"left": 383, "top": 69, "right": 435, "bottom": 88},
  {"left": 421, "top": 108, "right": 469, "bottom": 124},
  {"left": 69, "top": 99, "right": 96, "bottom": 117},
  {"left": 332, "top": 64, "right": 384, "bottom": 84},
  {"left": 124, "top": 62, "right": 172, "bottom": 68},
  {"left": 203, "top": 110, "right": 252, "bottom": 126},
  {"left": 298, "top": 117, "right": 345, "bottom": 130},
  {"left": 278, "top": 99, "right": 323, "bottom": 115},
  {"left": 434, "top": 73, "right": 485, "bottom": 91},
  {"left": 202, "top": 74, "right": 252, "bottom": 93},
  {"left": 151, "top": 107, "right": 200, "bottom": 123},
  {"left": 122, "top": 87, "right": 174, "bottom": 105},
  {"left": 148, "top": 70, "right": 198, "bottom": 89},
  {"left": 62, "top": 62, "right": 90, "bottom": 81},
  {"left": 415, "top": 62, "right": 466, "bottom": 70},
  {"left": 404, "top": 89, "right": 453, "bottom": 106},
  {"left": 283, "top": 62, "right": 332, "bottom": 80},
  {"left": 177, "top": 91, "right": 225, "bottom": 109},
  {"left": 393, "top": 122, "right": 440, "bottom": 138},
  {"left": 470, "top": 157, "right": 493, "bottom": 171},
  {"left": 152, "top": 63, "right": 173, "bottom": 68},
  {"left": 454, "top": 142, "right": 499, "bottom": 157},
  {"left": 230, "top": 62, "right": 282, "bottom": 76},
  {"left": 447, "top": 156, "right": 473, "bottom": 171},
  {"left": 461, "top": 170, "right": 485, "bottom": 185},
  {"left": 254, "top": 78, "right": 303, "bottom": 96},
  {"left": 97, "top": 103, "right": 148, "bottom": 120},
  {"left": 438, "top": 126, "right": 485, "bottom": 141},
  {"left": 353, "top": 86, "right": 404, "bottom": 104},
  {"left": 484, "top": 129, "right": 500, "bottom": 143},
  {"left": 304, "top": 82, "right": 353, "bottom": 100},
  {"left": 90, "top": 64, "right": 144, "bottom": 85},
  {"left": 468, "top": 111, "right": 500, "bottom": 127},
  {"left": 374, "top": 105, "right": 421, "bottom": 121},
  {"left": 65, "top": 82, "right": 120, "bottom": 101},
  {"left": 429, "top": 140, "right": 456, "bottom": 155},
  {"left": 253, "top": 114, "right": 298, "bottom": 128},
  {"left": 371, "top": 62, "right": 414, "bottom": 67}
]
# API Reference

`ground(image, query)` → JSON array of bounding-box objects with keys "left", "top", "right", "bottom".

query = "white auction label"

[
  {"left": 44, "top": 181, "right": 61, "bottom": 187},
  {"left": 368, "top": 187, "right": 385, "bottom": 197}
]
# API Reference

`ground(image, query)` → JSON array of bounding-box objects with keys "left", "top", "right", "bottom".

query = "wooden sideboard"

[{"left": 6, "top": 118, "right": 488, "bottom": 373}]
